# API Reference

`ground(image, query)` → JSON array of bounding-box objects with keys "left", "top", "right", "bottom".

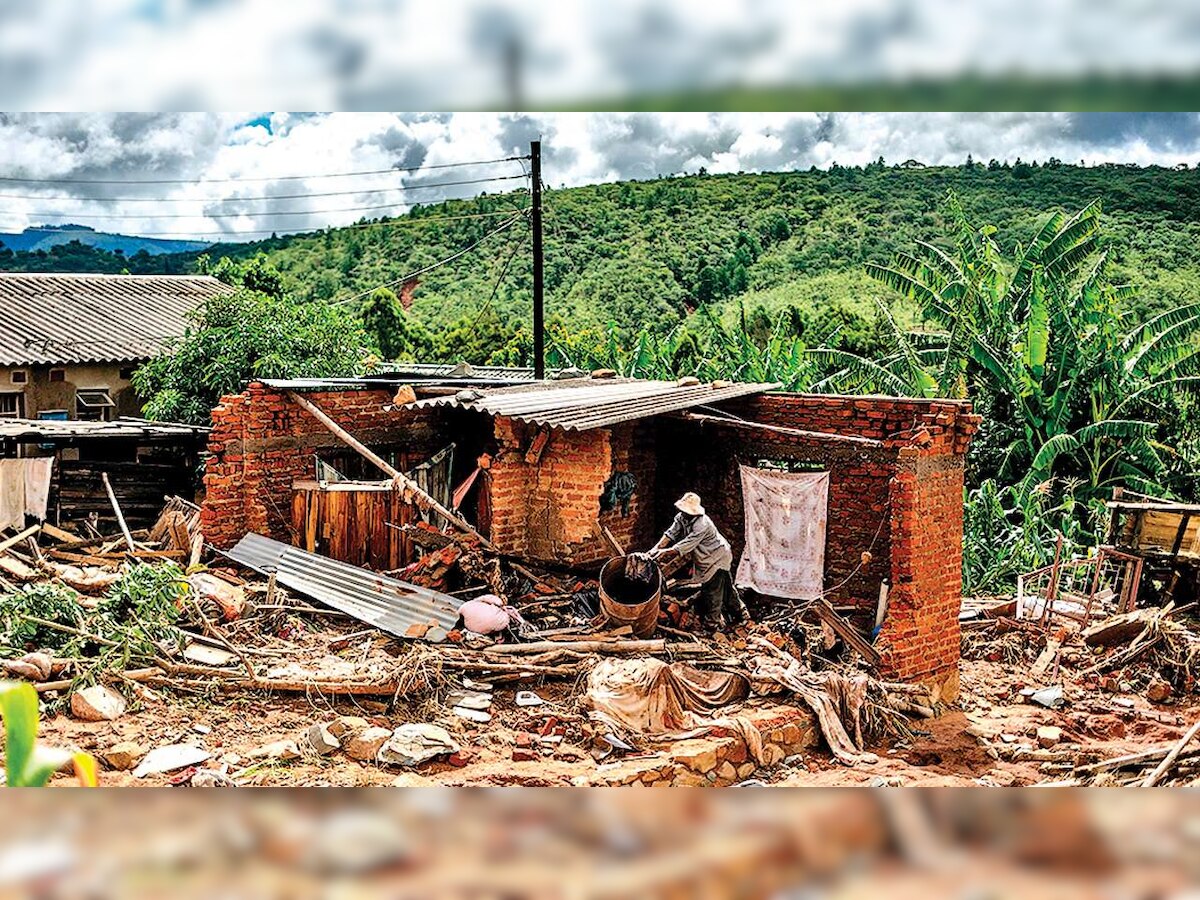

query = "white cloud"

[{"left": 0, "top": 112, "right": 1197, "bottom": 240}]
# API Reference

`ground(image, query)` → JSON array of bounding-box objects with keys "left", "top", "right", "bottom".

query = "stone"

[
  {"left": 1036, "top": 726, "right": 1063, "bottom": 748},
  {"left": 670, "top": 739, "right": 720, "bottom": 774},
  {"left": 763, "top": 744, "right": 785, "bottom": 767},
  {"left": 377, "top": 724, "right": 459, "bottom": 767},
  {"left": 70, "top": 685, "right": 126, "bottom": 722},
  {"left": 328, "top": 716, "right": 370, "bottom": 739},
  {"left": 306, "top": 723, "right": 341, "bottom": 756},
  {"left": 133, "top": 744, "right": 211, "bottom": 778},
  {"left": 103, "top": 741, "right": 145, "bottom": 771},
  {"left": 391, "top": 772, "right": 434, "bottom": 787},
  {"left": 344, "top": 726, "right": 392, "bottom": 761},
  {"left": 512, "top": 748, "right": 538, "bottom": 762},
  {"left": 1147, "top": 680, "right": 1172, "bottom": 703},
  {"left": 722, "top": 740, "right": 747, "bottom": 765},
  {"left": 736, "top": 762, "right": 757, "bottom": 779},
  {"left": 669, "top": 770, "right": 711, "bottom": 787},
  {"left": 248, "top": 739, "right": 302, "bottom": 761},
  {"left": 716, "top": 761, "right": 738, "bottom": 783}
]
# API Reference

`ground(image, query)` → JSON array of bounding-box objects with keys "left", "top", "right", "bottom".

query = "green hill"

[{"left": 6, "top": 160, "right": 1200, "bottom": 362}]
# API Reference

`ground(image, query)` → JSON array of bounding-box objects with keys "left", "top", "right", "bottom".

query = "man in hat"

[{"left": 648, "top": 492, "right": 747, "bottom": 631}]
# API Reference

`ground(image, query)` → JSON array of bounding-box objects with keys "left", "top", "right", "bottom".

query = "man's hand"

[{"left": 645, "top": 546, "right": 662, "bottom": 559}]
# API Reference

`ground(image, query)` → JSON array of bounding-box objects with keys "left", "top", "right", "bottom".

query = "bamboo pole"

[
  {"left": 1141, "top": 719, "right": 1200, "bottom": 786},
  {"left": 0, "top": 524, "right": 41, "bottom": 556},
  {"left": 286, "top": 391, "right": 494, "bottom": 549}
]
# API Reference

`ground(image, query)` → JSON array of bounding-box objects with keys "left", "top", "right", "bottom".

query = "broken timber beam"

[
  {"left": 813, "top": 599, "right": 882, "bottom": 667},
  {"left": 101, "top": 472, "right": 136, "bottom": 552},
  {"left": 286, "top": 390, "right": 495, "bottom": 550},
  {"left": 675, "top": 411, "right": 886, "bottom": 448},
  {"left": 0, "top": 524, "right": 41, "bottom": 556}
]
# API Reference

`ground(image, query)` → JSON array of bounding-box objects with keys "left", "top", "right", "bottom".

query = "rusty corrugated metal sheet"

[
  {"left": 410, "top": 378, "right": 780, "bottom": 431},
  {"left": 0, "top": 273, "right": 233, "bottom": 365},
  {"left": 0, "top": 416, "right": 208, "bottom": 442},
  {"left": 226, "top": 533, "right": 460, "bottom": 640}
]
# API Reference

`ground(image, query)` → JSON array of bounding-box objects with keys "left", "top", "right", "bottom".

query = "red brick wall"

[
  {"left": 876, "top": 451, "right": 967, "bottom": 699},
  {"left": 668, "top": 392, "right": 977, "bottom": 693},
  {"left": 202, "top": 382, "right": 447, "bottom": 549},
  {"left": 728, "top": 393, "right": 978, "bottom": 452},
  {"left": 488, "top": 417, "right": 657, "bottom": 565}
]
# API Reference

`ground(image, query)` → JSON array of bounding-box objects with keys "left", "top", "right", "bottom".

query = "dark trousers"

[{"left": 695, "top": 569, "right": 745, "bottom": 627}]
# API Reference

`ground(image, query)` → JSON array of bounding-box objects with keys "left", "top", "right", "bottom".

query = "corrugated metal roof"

[
  {"left": 0, "top": 273, "right": 234, "bottom": 366},
  {"left": 411, "top": 378, "right": 780, "bottom": 431},
  {"left": 0, "top": 416, "right": 208, "bottom": 442},
  {"left": 226, "top": 533, "right": 461, "bottom": 641}
]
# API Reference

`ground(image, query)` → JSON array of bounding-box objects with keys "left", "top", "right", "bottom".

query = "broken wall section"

[
  {"left": 488, "top": 416, "right": 658, "bottom": 566},
  {"left": 202, "top": 382, "right": 449, "bottom": 550}
]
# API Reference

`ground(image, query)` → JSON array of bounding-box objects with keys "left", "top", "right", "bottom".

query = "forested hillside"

[{"left": 6, "top": 160, "right": 1200, "bottom": 364}]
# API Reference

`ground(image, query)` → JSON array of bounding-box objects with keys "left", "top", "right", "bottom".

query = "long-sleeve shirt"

[{"left": 662, "top": 512, "right": 732, "bottom": 584}]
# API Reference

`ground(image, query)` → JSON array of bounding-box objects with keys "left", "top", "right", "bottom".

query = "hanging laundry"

[
  {"left": 0, "top": 459, "right": 24, "bottom": 532},
  {"left": 735, "top": 466, "right": 829, "bottom": 600},
  {"left": 22, "top": 457, "right": 53, "bottom": 521}
]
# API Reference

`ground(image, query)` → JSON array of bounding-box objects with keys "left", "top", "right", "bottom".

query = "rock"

[
  {"left": 103, "top": 741, "right": 145, "bottom": 771},
  {"left": 248, "top": 739, "right": 302, "bottom": 761},
  {"left": 305, "top": 723, "right": 341, "bottom": 756},
  {"left": 1147, "top": 680, "right": 1173, "bottom": 703},
  {"left": 192, "top": 724, "right": 212, "bottom": 735},
  {"left": 391, "top": 772, "right": 434, "bottom": 787},
  {"left": 3, "top": 651, "right": 52, "bottom": 681},
  {"left": 452, "top": 706, "right": 491, "bottom": 723},
  {"left": 716, "top": 761, "right": 738, "bottom": 782},
  {"left": 329, "top": 716, "right": 370, "bottom": 739},
  {"left": 512, "top": 748, "right": 538, "bottom": 762},
  {"left": 736, "top": 762, "right": 757, "bottom": 779},
  {"left": 1100, "top": 676, "right": 1120, "bottom": 693},
  {"left": 763, "top": 744, "right": 786, "bottom": 767},
  {"left": 70, "top": 685, "right": 126, "bottom": 722},
  {"left": 1036, "top": 726, "right": 1063, "bottom": 748},
  {"left": 377, "top": 724, "right": 459, "bottom": 767},
  {"left": 190, "top": 769, "right": 238, "bottom": 787},
  {"left": 986, "top": 768, "right": 1017, "bottom": 786},
  {"left": 445, "top": 690, "right": 491, "bottom": 711},
  {"left": 133, "top": 744, "right": 211, "bottom": 778},
  {"left": 670, "top": 739, "right": 719, "bottom": 774},
  {"left": 344, "top": 727, "right": 392, "bottom": 761}
]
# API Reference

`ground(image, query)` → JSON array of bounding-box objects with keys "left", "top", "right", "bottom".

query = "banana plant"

[{"left": 0, "top": 681, "right": 97, "bottom": 787}]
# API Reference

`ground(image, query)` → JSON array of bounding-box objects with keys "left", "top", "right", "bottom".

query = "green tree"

[
  {"left": 361, "top": 287, "right": 433, "bottom": 361},
  {"left": 132, "top": 288, "right": 367, "bottom": 424}
]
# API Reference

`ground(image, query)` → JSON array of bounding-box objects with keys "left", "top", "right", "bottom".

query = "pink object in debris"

[{"left": 458, "top": 594, "right": 515, "bottom": 634}]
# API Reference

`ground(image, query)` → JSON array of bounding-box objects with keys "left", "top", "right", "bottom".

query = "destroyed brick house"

[{"left": 201, "top": 367, "right": 979, "bottom": 698}]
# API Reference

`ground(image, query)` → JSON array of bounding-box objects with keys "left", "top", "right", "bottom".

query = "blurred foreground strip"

[{"left": 0, "top": 789, "right": 1196, "bottom": 898}]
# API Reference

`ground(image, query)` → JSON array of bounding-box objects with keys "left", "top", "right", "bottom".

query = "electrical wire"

[
  {"left": 0, "top": 209, "right": 523, "bottom": 241},
  {"left": 335, "top": 210, "right": 528, "bottom": 305},
  {"left": 0, "top": 173, "right": 528, "bottom": 206},
  {"left": 0, "top": 155, "right": 530, "bottom": 185},
  {"left": 464, "top": 219, "right": 529, "bottom": 332}
]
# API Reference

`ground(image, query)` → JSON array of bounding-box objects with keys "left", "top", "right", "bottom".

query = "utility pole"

[{"left": 531, "top": 139, "right": 545, "bottom": 380}]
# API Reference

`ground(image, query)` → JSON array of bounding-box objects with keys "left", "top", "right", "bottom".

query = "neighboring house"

[{"left": 0, "top": 273, "right": 233, "bottom": 421}]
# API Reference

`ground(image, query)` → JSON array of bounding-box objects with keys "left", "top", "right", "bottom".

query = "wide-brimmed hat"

[{"left": 675, "top": 492, "right": 704, "bottom": 516}]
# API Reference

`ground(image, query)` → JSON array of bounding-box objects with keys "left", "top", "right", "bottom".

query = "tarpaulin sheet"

[{"left": 736, "top": 466, "right": 828, "bottom": 600}]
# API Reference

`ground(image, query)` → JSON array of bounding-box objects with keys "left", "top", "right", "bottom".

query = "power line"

[
  {"left": 337, "top": 210, "right": 528, "bottom": 305},
  {"left": 0, "top": 173, "right": 529, "bottom": 205},
  {"left": 0, "top": 209, "right": 523, "bottom": 241},
  {"left": 465, "top": 221, "right": 529, "bottom": 332},
  {"left": 0, "top": 155, "right": 530, "bottom": 185}
]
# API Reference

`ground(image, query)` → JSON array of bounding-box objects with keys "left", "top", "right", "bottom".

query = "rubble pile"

[{"left": 0, "top": 496, "right": 942, "bottom": 786}]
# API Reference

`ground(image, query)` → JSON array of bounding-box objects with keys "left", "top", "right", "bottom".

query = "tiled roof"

[{"left": 0, "top": 272, "right": 233, "bottom": 366}]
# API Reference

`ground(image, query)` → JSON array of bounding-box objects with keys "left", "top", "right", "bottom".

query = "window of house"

[
  {"left": 75, "top": 388, "right": 115, "bottom": 421},
  {"left": 49, "top": 369, "right": 65, "bottom": 383},
  {"left": 10, "top": 370, "right": 27, "bottom": 384},
  {"left": 0, "top": 392, "right": 25, "bottom": 418}
]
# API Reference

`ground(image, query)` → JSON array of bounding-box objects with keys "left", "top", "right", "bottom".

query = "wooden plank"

[
  {"left": 286, "top": 390, "right": 493, "bottom": 549},
  {"left": 813, "top": 599, "right": 882, "bottom": 667},
  {"left": 0, "top": 524, "right": 41, "bottom": 556},
  {"left": 40, "top": 523, "right": 79, "bottom": 544}
]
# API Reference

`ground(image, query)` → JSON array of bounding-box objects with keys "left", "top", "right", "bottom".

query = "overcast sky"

[{"left": 2, "top": 112, "right": 1199, "bottom": 241}]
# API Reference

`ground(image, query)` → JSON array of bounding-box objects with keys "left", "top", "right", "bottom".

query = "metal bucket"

[{"left": 598, "top": 555, "right": 662, "bottom": 638}]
